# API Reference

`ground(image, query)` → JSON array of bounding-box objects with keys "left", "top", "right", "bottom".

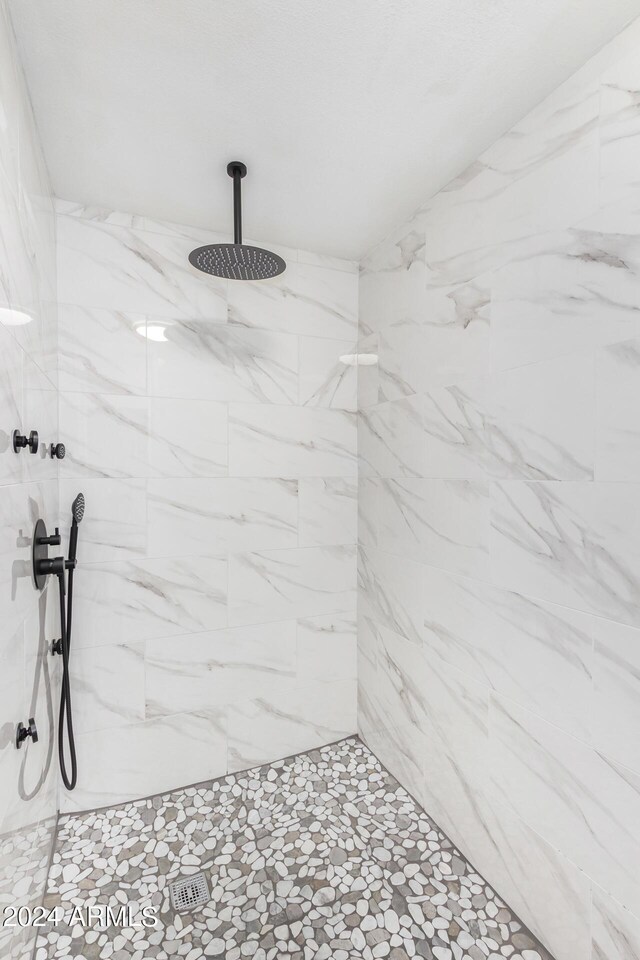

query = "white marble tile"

[
  {"left": 227, "top": 679, "right": 356, "bottom": 774},
  {"left": 297, "top": 248, "right": 357, "bottom": 274},
  {"left": 229, "top": 545, "right": 356, "bottom": 626},
  {"left": 147, "top": 320, "right": 298, "bottom": 403},
  {"left": 355, "top": 334, "right": 379, "bottom": 409},
  {"left": 490, "top": 229, "right": 640, "bottom": 373},
  {"left": 148, "top": 397, "right": 227, "bottom": 477},
  {"left": 70, "top": 641, "right": 145, "bottom": 733},
  {"left": 420, "top": 568, "right": 594, "bottom": 740},
  {"left": 59, "top": 478, "right": 146, "bottom": 563},
  {"left": 145, "top": 621, "right": 297, "bottom": 718},
  {"left": 0, "top": 625, "right": 25, "bottom": 831},
  {"left": 420, "top": 378, "right": 489, "bottom": 479},
  {"left": 596, "top": 338, "right": 640, "bottom": 480},
  {"left": 357, "top": 546, "right": 427, "bottom": 647},
  {"left": 358, "top": 396, "right": 429, "bottom": 479},
  {"left": 378, "top": 279, "right": 490, "bottom": 398},
  {"left": 426, "top": 84, "right": 598, "bottom": 264},
  {"left": 378, "top": 478, "right": 490, "bottom": 579},
  {"left": 229, "top": 404, "right": 357, "bottom": 477},
  {"left": 592, "top": 887, "right": 640, "bottom": 960},
  {"left": 58, "top": 303, "right": 147, "bottom": 395},
  {"left": 357, "top": 477, "right": 378, "bottom": 549},
  {"left": 298, "top": 477, "right": 357, "bottom": 547},
  {"left": 71, "top": 556, "right": 227, "bottom": 648},
  {"left": 297, "top": 613, "right": 357, "bottom": 681},
  {"left": 228, "top": 261, "right": 358, "bottom": 340},
  {"left": 57, "top": 215, "right": 228, "bottom": 320},
  {"left": 59, "top": 393, "right": 149, "bottom": 479},
  {"left": 21, "top": 353, "right": 58, "bottom": 485},
  {"left": 593, "top": 617, "right": 640, "bottom": 776},
  {"left": 298, "top": 336, "right": 357, "bottom": 410},
  {"left": 147, "top": 477, "right": 297, "bottom": 556},
  {"left": 490, "top": 695, "right": 640, "bottom": 917},
  {"left": 600, "top": 48, "right": 640, "bottom": 215},
  {"left": 359, "top": 207, "right": 427, "bottom": 339},
  {"left": 0, "top": 480, "right": 57, "bottom": 641},
  {"left": 488, "top": 352, "right": 594, "bottom": 480},
  {"left": 491, "top": 480, "right": 640, "bottom": 627},
  {"left": 60, "top": 711, "right": 227, "bottom": 812},
  {"left": 0, "top": 322, "right": 24, "bottom": 486}
]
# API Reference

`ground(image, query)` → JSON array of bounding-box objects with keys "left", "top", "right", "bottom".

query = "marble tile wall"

[
  {"left": 55, "top": 200, "right": 359, "bottom": 813},
  {"left": 0, "top": 2, "right": 60, "bottom": 958},
  {"left": 357, "top": 15, "right": 640, "bottom": 960}
]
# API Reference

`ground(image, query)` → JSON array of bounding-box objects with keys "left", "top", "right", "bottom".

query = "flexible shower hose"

[{"left": 57, "top": 568, "right": 77, "bottom": 791}]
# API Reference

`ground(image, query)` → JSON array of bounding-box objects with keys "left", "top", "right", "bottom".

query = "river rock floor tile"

[{"left": 36, "top": 736, "right": 554, "bottom": 960}]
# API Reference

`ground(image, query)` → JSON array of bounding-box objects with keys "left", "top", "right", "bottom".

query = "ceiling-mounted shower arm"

[{"left": 228, "top": 161, "right": 247, "bottom": 246}]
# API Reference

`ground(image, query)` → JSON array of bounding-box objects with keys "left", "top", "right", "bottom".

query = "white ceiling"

[{"left": 8, "top": 0, "right": 640, "bottom": 260}]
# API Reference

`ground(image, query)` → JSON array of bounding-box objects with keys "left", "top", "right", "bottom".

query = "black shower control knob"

[
  {"left": 13, "top": 429, "right": 39, "bottom": 454},
  {"left": 16, "top": 717, "right": 38, "bottom": 749},
  {"left": 50, "top": 442, "right": 66, "bottom": 460}
]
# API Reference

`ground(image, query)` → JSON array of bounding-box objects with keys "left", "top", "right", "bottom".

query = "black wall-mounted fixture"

[
  {"left": 33, "top": 493, "right": 85, "bottom": 791},
  {"left": 16, "top": 718, "right": 38, "bottom": 749},
  {"left": 188, "top": 161, "right": 286, "bottom": 281},
  {"left": 49, "top": 442, "right": 66, "bottom": 460},
  {"left": 32, "top": 519, "right": 74, "bottom": 591},
  {"left": 13, "top": 429, "right": 39, "bottom": 454}
]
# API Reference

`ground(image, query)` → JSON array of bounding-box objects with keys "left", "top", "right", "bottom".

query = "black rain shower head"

[
  {"left": 72, "top": 493, "right": 85, "bottom": 524},
  {"left": 188, "top": 162, "right": 286, "bottom": 282}
]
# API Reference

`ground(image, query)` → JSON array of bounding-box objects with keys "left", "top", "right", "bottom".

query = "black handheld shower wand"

[
  {"left": 33, "top": 493, "right": 85, "bottom": 791},
  {"left": 57, "top": 493, "right": 85, "bottom": 790}
]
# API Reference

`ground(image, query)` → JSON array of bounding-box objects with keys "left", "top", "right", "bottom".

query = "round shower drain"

[{"left": 169, "top": 872, "right": 210, "bottom": 912}]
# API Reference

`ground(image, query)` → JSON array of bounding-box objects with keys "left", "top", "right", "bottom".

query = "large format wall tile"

[
  {"left": 55, "top": 200, "right": 359, "bottom": 812},
  {"left": 592, "top": 617, "right": 640, "bottom": 775},
  {"left": 72, "top": 556, "right": 228, "bottom": 648},
  {"left": 229, "top": 545, "right": 356, "bottom": 625},
  {"left": 229, "top": 404, "right": 357, "bottom": 477},
  {"left": 491, "top": 480, "right": 640, "bottom": 627},
  {"left": 147, "top": 321, "right": 298, "bottom": 403},
  {"left": 592, "top": 887, "right": 640, "bottom": 960},
  {"left": 147, "top": 477, "right": 298, "bottom": 556},
  {"left": 378, "top": 477, "right": 490, "bottom": 578},
  {"left": 145, "top": 622, "right": 297, "bottom": 718},
  {"left": 357, "top": 20, "right": 640, "bottom": 958},
  {"left": 58, "top": 215, "right": 228, "bottom": 320},
  {"left": 58, "top": 303, "right": 147, "bottom": 395},
  {"left": 228, "top": 261, "right": 358, "bottom": 340},
  {"left": 60, "top": 711, "right": 228, "bottom": 812},
  {"left": 491, "top": 695, "right": 640, "bottom": 916},
  {"left": 60, "top": 478, "right": 146, "bottom": 563}
]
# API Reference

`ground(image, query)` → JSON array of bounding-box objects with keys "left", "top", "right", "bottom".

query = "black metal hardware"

[
  {"left": 228, "top": 160, "right": 247, "bottom": 245},
  {"left": 13, "top": 430, "right": 39, "bottom": 454},
  {"left": 32, "top": 518, "right": 75, "bottom": 591},
  {"left": 188, "top": 161, "right": 286, "bottom": 281},
  {"left": 51, "top": 637, "right": 63, "bottom": 656},
  {"left": 16, "top": 718, "right": 38, "bottom": 749},
  {"left": 50, "top": 442, "right": 66, "bottom": 460}
]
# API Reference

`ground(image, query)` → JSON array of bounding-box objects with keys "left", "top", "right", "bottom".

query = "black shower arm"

[{"left": 233, "top": 167, "right": 242, "bottom": 245}]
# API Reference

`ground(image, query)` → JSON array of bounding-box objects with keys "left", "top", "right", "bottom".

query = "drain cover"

[{"left": 169, "top": 872, "right": 210, "bottom": 912}]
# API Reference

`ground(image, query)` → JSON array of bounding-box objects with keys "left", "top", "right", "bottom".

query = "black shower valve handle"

[
  {"left": 50, "top": 442, "right": 66, "bottom": 460},
  {"left": 16, "top": 717, "right": 38, "bottom": 749},
  {"left": 13, "top": 429, "right": 39, "bottom": 454},
  {"left": 38, "top": 527, "right": 61, "bottom": 547}
]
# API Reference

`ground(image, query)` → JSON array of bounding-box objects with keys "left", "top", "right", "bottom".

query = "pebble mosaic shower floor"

[{"left": 37, "top": 737, "right": 553, "bottom": 960}]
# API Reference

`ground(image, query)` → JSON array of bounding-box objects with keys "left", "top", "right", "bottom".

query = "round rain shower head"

[
  {"left": 189, "top": 161, "right": 286, "bottom": 282},
  {"left": 72, "top": 492, "right": 85, "bottom": 524},
  {"left": 189, "top": 243, "right": 286, "bottom": 281}
]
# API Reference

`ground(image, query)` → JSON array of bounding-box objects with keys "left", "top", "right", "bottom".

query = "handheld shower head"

[{"left": 72, "top": 493, "right": 85, "bottom": 525}]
